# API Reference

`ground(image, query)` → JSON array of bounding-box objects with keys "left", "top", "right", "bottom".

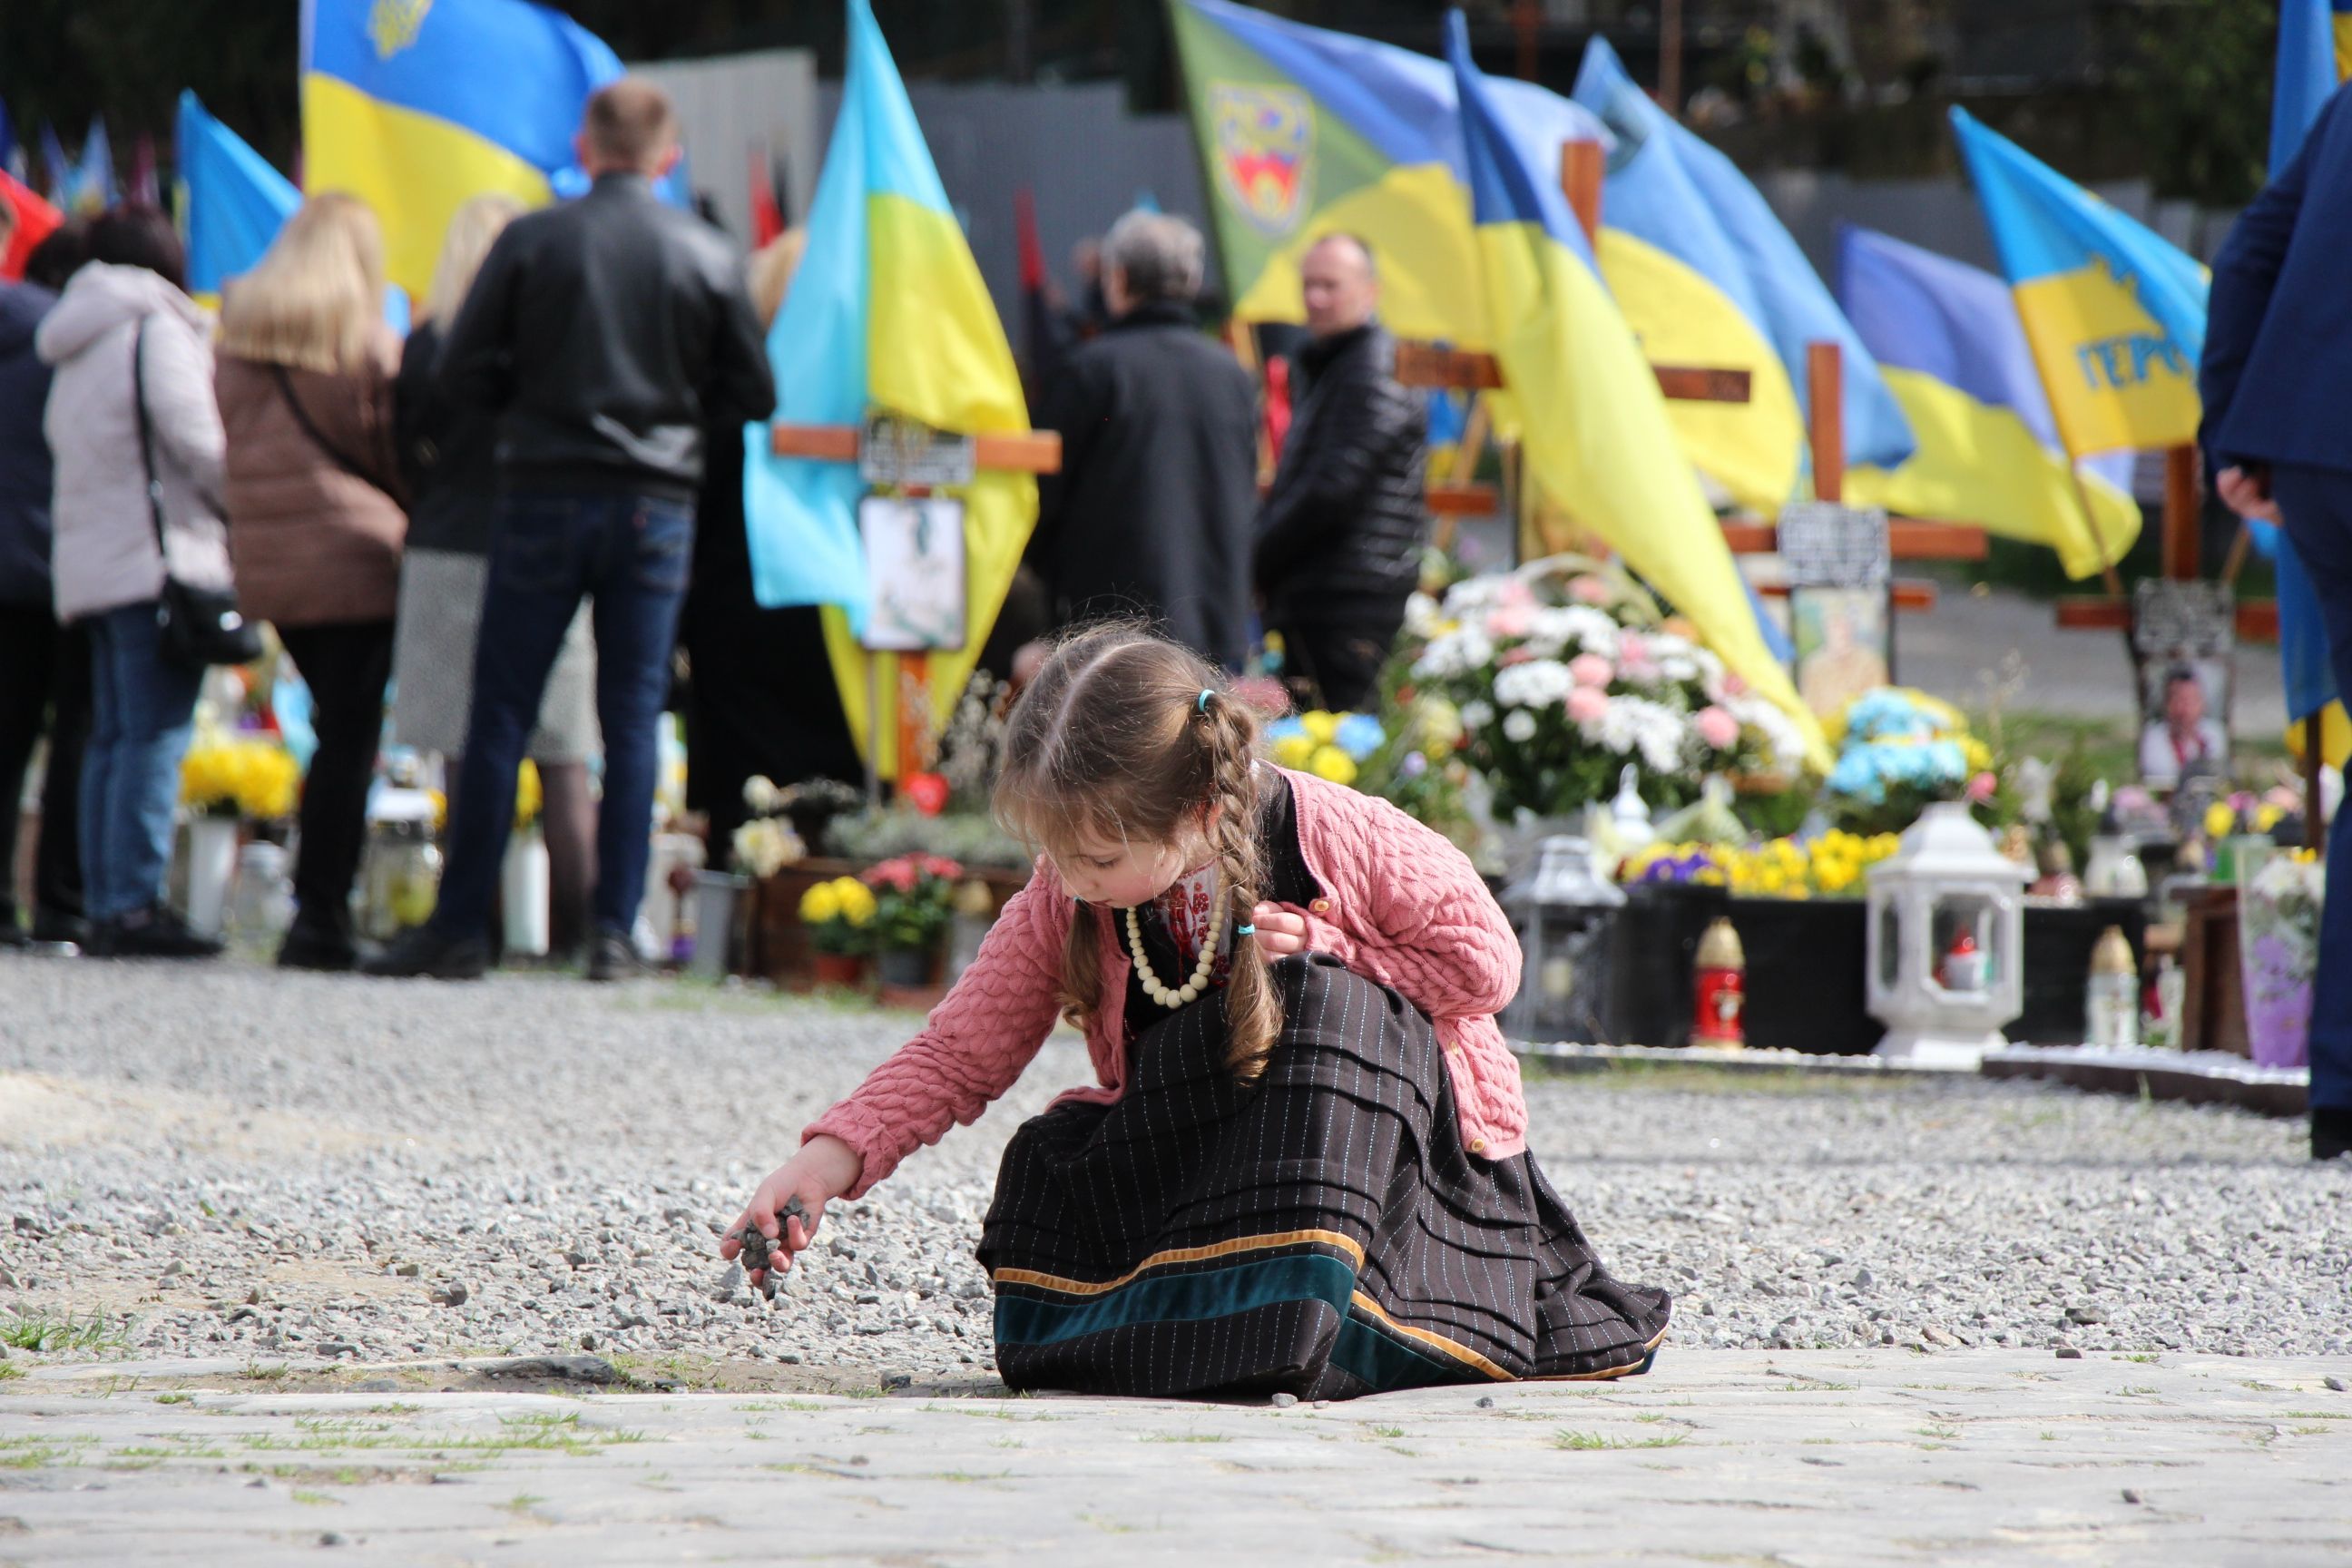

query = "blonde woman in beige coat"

[{"left": 216, "top": 193, "right": 407, "bottom": 971}]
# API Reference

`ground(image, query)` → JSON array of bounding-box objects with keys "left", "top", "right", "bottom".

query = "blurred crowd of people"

[{"left": 0, "top": 77, "right": 1429, "bottom": 976}]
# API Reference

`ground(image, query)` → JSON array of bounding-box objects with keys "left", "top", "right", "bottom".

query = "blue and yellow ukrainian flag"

[
  {"left": 2267, "top": 0, "right": 2352, "bottom": 766},
  {"left": 1950, "top": 109, "right": 2208, "bottom": 460},
  {"left": 741, "top": 0, "right": 1036, "bottom": 779},
  {"left": 1444, "top": 13, "right": 1821, "bottom": 763},
  {"left": 1171, "top": 0, "right": 1606, "bottom": 349},
  {"left": 175, "top": 93, "right": 299, "bottom": 309},
  {"left": 1838, "top": 226, "right": 2139, "bottom": 581},
  {"left": 299, "top": 0, "right": 622, "bottom": 299},
  {"left": 1572, "top": 39, "right": 1915, "bottom": 512}
]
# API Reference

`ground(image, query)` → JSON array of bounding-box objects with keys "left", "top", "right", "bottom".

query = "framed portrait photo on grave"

[{"left": 857, "top": 495, "right": 968, "bottom": 653}]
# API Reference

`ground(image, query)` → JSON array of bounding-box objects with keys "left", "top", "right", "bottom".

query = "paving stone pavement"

[{"left": 3, "top": 1348, "right": 2347, "bottom": 1563}]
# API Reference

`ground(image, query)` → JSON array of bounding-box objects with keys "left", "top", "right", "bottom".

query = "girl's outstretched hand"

[
  {"left": 720, "top": 1134, "right": 862, "bottom": 1289},
  {"left": 1249, "top": 902, "right": 1310, "bottom": 959}
]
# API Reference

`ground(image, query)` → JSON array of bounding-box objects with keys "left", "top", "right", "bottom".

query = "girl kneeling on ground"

[{"left": 724, "top": 624, "right": 1670, "bottom": 1399}]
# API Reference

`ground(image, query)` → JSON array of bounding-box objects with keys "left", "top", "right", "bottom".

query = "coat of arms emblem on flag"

[{"left": 1210, "top": 83, "right": 1312, "bottom": 236}]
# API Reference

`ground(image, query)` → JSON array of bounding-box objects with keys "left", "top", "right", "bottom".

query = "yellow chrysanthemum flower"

[
  {"left": 1308, "top": 745, "right": 1357, "bottom": 787},
  {"left": 1301, "top": 710, "right": 1340, "bottom": 745},
  {"left": 799, "top": 881, "right": 843, "bottom": 924},
  {"left": 1272, "top": 734, "right": 1318, "bottom": 770}
]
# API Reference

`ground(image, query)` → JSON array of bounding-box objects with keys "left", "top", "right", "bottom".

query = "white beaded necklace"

[{"left": 1124, "top": 882, "right": 1229, "bottom": 1008}]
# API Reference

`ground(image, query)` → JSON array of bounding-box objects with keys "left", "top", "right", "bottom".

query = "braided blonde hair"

[{"left": 992, "top": 624, "right": 1284, "bottom": 1080}]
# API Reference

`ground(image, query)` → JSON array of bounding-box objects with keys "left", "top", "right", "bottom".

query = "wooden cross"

[
  {"left": 768, "top": 420, "right": 1062, "bottom": 796},
  {"left": 1382, "top": 139, "right": 1983, "bottom": 614}
]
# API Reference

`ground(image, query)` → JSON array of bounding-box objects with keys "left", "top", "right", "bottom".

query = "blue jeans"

[
  {"left": 2267, "top": 466, "right": 2352, "bottom": 1113},
  {"left": 430, "top": 489, "right": 693, "bottom": 945},
  {"left": 80, "top": 601, "right": 203, "bottom": 922}
]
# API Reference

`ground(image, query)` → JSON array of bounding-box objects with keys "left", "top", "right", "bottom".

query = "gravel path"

[{"left": 0, "top": 960, "right": 2343, "bottom": 1388}]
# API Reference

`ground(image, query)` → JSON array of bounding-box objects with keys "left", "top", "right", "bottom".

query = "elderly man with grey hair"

[{"left": 1023, "top": 209, "right": 1259, "bottom": 670}]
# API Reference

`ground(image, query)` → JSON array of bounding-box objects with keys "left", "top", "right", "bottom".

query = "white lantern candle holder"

[{"left": 1865, "top": 802, "right": 2031, "bottom": 1068}]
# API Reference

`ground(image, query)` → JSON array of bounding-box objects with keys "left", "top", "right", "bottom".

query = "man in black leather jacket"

[
  {"left": 368, "top": 78, "right": 776, "bottom": 984},
  {"left": 1252, "top": 234, "right": 1427, "bottom": 713}
]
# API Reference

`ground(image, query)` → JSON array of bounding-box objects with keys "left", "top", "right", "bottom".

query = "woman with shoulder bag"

[
  {"left": 216, "top": 193, "right": 409, "bottom": 972},
  {"left": 36, "top": 205, "right": 233, "bottom": 959}
]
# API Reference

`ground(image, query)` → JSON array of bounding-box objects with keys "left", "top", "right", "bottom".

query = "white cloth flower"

[
  {"left": 1460, "top": 700, "right": 1494, "bottom": 730},
  {"left": 1492, "top": 657, "right": 1574, "bottom": 710},
  {"left": 1502, "top": 708, "right": 1538, "bottom": 743},
  {"left": 1403, "top": 591, "right": 1445, "bottom": 639},
  {"left": 1411, "top": 625, "right": 1496, "bottom": 680}
]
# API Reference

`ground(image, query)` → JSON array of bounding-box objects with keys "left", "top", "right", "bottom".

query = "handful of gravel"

[{"left": 730, "top": 1197, "right": 817, "bottom": 1302}]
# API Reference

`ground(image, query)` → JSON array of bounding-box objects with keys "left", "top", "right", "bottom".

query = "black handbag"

[{"left": 132, "top": 317, "right": 263, "bottom": 669}]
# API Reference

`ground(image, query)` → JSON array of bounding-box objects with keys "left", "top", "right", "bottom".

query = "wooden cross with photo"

[{"left": 768, "top": 416, "right": 1061, "bottom": 797}]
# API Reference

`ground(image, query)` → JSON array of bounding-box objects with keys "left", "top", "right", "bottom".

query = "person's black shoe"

[
  {"left": 107, "top": 905, "right": 223, "bottom": 960},
  {"left": 2315, "top": 1107, "right": 2352, "bottom": 1162},
  {"left": 29, "top": 909, "right": 90, "bottom": 948},
  {"left": 0, "top": 919, "right": 24, "bottom": 950},
  {"left": 585, "top": 929, "right": 639, "bottom": 984},
  {"left": 277, "top": 923, "right": 358, "bottom": 974},
  {"left": 359, "top": 926, "right": 489, "bottom": 980}
]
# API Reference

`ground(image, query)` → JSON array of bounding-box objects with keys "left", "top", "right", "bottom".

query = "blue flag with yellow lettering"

[
  {"left": 1950, "top": 108, "right": 2207, "bottom": 457},
  {"left": 1840, "top": 226, "right": 2140, "bottom": 581}
]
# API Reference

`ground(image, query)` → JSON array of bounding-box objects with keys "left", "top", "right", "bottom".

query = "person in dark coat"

[
  {"left": 0, "top": 220, "right": 89, "bottom": 947},
  {"left": 1025, "top": 211, "right": 1259, "bottom": 671},
  {"left": 1253, "top": 234, "right": 1428, "bottom": 713},
  {"left": 2202, "top": 77, "right": 2352, "bottom": 1162}
]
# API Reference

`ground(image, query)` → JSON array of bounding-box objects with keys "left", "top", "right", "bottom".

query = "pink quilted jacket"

[{"left": 804, "top": 768, "right": 1527, "bottom": 1199}]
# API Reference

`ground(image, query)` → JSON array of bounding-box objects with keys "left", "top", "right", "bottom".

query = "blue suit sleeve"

[{"left": 2201, "top": 87, "right": 2342, "bottom": 468}]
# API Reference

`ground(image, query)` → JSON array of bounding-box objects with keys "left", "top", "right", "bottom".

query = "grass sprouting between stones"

[
  {"left": 0, "top": 1308, "right": 128, "bottom": 1353},
  {"left": 1553, "top": 1430, "right": 1690, "bottom": 1451}
]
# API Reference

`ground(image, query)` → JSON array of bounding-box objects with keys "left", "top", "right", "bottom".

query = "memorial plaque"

[
  {"left": 858, "top": 414, "right": 977, "bottom": 487},
  {"left": 1778, "top": 500, "right": 1892, "bottom": 588}
]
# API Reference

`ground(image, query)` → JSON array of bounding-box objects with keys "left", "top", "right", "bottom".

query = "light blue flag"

[
  {"left": 175, "top": 93, "right": 300, "bottom": 303},
  {"left": 740, "top": 17, "right": 880, "bottom": 630},
  {"left": 76, "top": 116, "right": 113, "bottom": 214},
  {"left": 1573, "top": 38, "right": 1916, "bottom": 491}
]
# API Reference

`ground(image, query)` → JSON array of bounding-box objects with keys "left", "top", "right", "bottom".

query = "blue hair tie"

[
  {"left": 1197, "top": 689, "right": 1215, "bottom": 714},
  {"left": 1235, "top": 923, "right": 1257, "bottom": 936}
]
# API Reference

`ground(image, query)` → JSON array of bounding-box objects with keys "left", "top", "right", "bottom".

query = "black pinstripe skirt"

[{"left": 977, "top": 955, "right": 1672, "bottom": 1400}]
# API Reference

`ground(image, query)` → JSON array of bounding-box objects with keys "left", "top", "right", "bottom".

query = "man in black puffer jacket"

[{"left": 1253, "top": 234, "right": 1427, "bottom": 712}]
